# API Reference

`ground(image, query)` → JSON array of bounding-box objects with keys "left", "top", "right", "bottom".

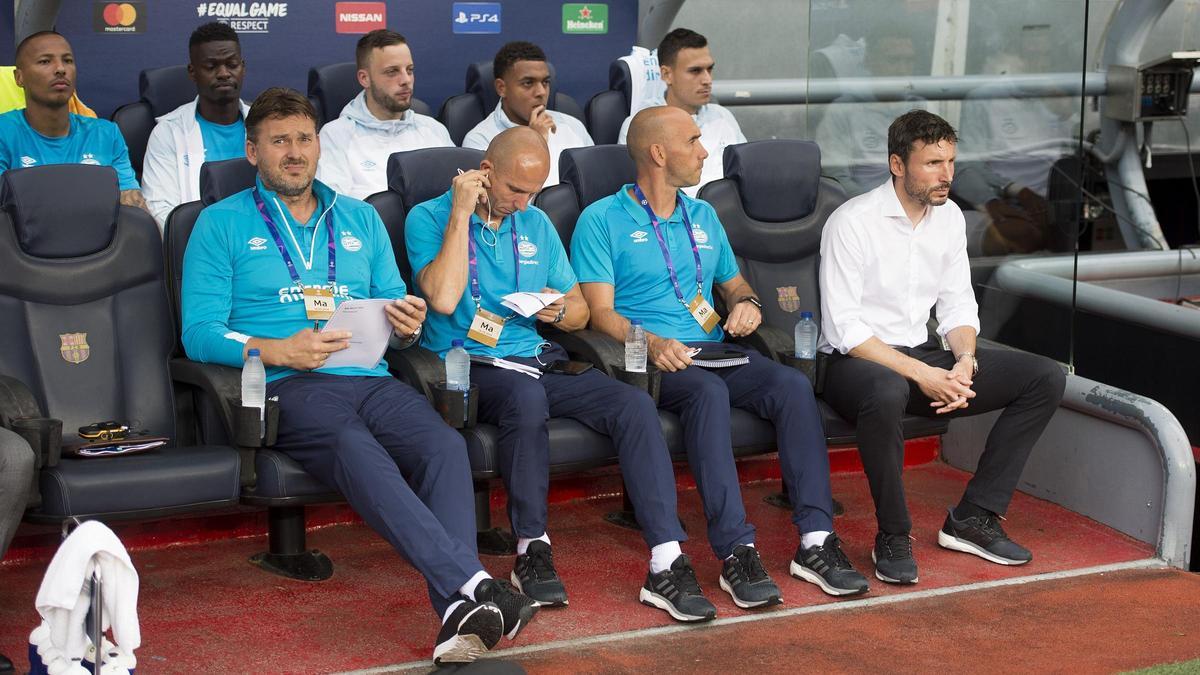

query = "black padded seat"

[
  {"left": 243, "top": 449, "right": 338, "bottom": 503},
  {"left": 111, "top": 65, "right": 194, "bottom": 179},
  {"left": 550, "top": 145, "right": 635, "bottom": 248},
  {"left": 584, "top": 60, "right": 634, "bottom": 144},
  {"left": 701, "top": 140, "right": 949, "bottom": 442},
  {"left": 39, "top": 447, "right": 240, "bottom": 519},
  {"left": 0, "top": 164, "right": 241, "bottom": 523}
]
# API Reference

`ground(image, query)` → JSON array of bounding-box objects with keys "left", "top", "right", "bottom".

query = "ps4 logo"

[{"left": 452, "top": 2, "right": 501, "bottom": 34}]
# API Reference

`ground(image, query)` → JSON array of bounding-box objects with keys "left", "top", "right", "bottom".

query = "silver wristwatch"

[{"left": 957, "top": 351, "right": 979, "bottom": 376}]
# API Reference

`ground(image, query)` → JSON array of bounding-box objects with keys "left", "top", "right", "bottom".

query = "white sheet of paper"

[
  {"left": 501, "top": 292, "right": 564, "bottom": 318},
  {"left": 319, "top": 299, "right": 396, "bottom": 370}
]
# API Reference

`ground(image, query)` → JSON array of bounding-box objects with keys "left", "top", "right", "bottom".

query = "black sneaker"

[
  {"left": 872, "top": 531, "right": 919, "bottom": 584},
  {"left": 639, "top": 554, "right": 717, "bottom": 622},
  {"left": 473, "top": 578, "right": 539, "bottom": 641},
  {"left": 718, "top": 544, "right": 782, "bottom": 609},
  {"left": 511, "top": 540, "right": 568, "bottom": 607},
  {"left": 432, "top": 600, "right": 504, "bottom": 665},
  {"left": 790, "top": 533, "right": 870, "bottom": 596},
  {"left": 938, "top": 507, "right": 1032, "bottom": 565}
]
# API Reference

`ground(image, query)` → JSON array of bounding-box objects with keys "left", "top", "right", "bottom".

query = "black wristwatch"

[{"left": 737, "top": 296, "right": 763, "bottom": 310}]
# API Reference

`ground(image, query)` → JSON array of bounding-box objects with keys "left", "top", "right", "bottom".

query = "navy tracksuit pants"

[
  {"left": 471, "top": 343, "right": 687, "bottom": 549},
  {"left": 268, "top": 373, "right": 483, "bottom": 617},
  {"left": 660, "top": 342, "right": 834, "bottom": 559}
]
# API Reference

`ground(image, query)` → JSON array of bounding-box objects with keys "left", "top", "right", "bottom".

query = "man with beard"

[
  {"left": 818, "top": 110, "right": 1066, "bottom": 585},
  {"left": 143, "top": 22, "right": 251, "bottom": 229},
  {"left": 0, "top": 31, "right": 146, "bottom": 212},
  {"left": 317, "top": 29, "right": 452, "bottom": 199},
  {"left": 182, "top": 88, "right": 538, "bottom": 665},
  {"left": 463, "top": 41, "right": 593, "bottom": 188}
]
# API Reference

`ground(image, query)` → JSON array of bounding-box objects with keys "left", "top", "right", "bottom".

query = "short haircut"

[
  {"left": 657, "top": 28, "right": 707, "bottom": 68},
  {"left": 246, "top": 87, "right": 318, "bottom": 142},
  {"left": 15, "top": 31, "right": 67, "bottom": 64},
  {"left": 355, "top": 29, "right": 408, "bottom": 70},
  {"left": 189, "top": 21, "right": 239, "bottom": 50},
  {"left": 493, "top": 41, "right": 546, "bottom": 80},
  {"left": 887, "top": 109, "right": 958, "bottom": 164}
]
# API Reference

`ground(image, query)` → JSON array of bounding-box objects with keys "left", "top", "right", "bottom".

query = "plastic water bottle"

[
  {"left": 625, "top": 319, "right": 647, "bottom": 372},
  {"left": 794, "top": 311, "right": 818, "bottom": 360},
  {"left": 446, "top": 339, "right": 471, "bottom": 423},
  {"left": 241, "top": 348, "right": 266, "bottom": 439}
]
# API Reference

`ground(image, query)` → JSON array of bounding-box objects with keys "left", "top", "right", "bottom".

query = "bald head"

[
  {"left": 479, "top": 126, "right": 551, "bottom": 217},
  {"left": 627, "top": 106, "right": 692, "bottom": 164},
  {"left": 627, "top": 105, "right": 707, "bottom": 189},
  {"left": 485, "top": 125, "right": 550, "bottom": 174}
]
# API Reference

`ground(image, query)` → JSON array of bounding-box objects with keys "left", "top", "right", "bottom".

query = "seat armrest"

[
  {"left": 0, "top": 374, "right": 42, "bottom": 427},
  {"left": 170, "top": 358, "right": 242, "bottom": 440},
  {"left": 385, "top": 345, "right": 444, "bottom": 402},
  {"left": 730, "top": 324, "right": 792, "bottom": 362},
  {"left": 170, "top": 358, "right": 258, "bottom": 486},
  {"left": 548, "top": 328, "right": 625, "bottom": 375}
]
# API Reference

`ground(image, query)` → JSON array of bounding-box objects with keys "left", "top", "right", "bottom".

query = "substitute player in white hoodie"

[{"left": 316, "top": 29, "right": 453, "bottom": 200}]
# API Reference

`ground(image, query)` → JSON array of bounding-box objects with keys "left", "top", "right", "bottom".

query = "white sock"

[
  {"left": 459, "top": 570, "right": 490, "bottom": 601},
  {"left": 801, "top": 531, "right": 831, "bottom": 549},
  {"left": 723, "top": 541, "right": 755, "bottom": 561},
  {"left": 441, "top": 599, "right": 466, "bottom": 625},
  {"left": 516, "top": 532, "right": 551, "bottom": 555},
  {"left": 649, "top": 541, "right": 683, "bottom": 574}
]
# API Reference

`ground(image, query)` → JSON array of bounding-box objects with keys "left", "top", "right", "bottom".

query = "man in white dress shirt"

[
  {"left": 617, "top": 28, "right": 745, "bottom": 197},
  {"left": 462, "top": 41, "right": 592, "bottom": 188},
  {"left": 316, "top": 30, "right": 453, "bottom": 199},
  {"left": 818, "top": 110, "right": 1065, "bottom": 585}
]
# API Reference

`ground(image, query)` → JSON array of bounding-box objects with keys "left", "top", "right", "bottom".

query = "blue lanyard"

[
  {"left": 632, "top": 184, "right": 703, "bottom": 305},
  {"left": 252, "top": 188, "right": 336, "bottom": 288},
  {"left": 467, "top": 216, "right": 520, "bottom": 308}
]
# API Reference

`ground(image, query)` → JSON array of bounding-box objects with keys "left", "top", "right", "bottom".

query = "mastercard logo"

[{"left": 101, "top": 3, "right": 138, "bottom": 27}]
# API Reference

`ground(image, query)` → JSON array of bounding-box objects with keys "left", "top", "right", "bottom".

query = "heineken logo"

[{"left": 562, "top": 3, "right": 607, "bottom": 34}]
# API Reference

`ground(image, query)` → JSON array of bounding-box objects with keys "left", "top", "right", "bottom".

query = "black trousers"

[{"left": 821, "top": 341, "right": 1066, "bottom": 534}]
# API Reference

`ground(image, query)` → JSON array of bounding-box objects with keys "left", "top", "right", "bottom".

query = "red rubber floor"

[{"left": 0, "top": 461, "right": 1155, "bottom": 673}]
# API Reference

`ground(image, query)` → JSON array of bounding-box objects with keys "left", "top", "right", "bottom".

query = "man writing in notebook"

[
  {"left": 407, "top": 127, "right": 711, "bottom": 621},
  {"left": 572, "top": 106, "right": 869, "bottom": 611}
]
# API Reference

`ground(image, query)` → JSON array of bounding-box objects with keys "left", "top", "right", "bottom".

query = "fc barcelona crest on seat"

[
  {"left": 59, "top": 332, "right": 90, "bottom": 364},
  {"left": 776, "top": 286, "right": 800, "bottom": 313}
]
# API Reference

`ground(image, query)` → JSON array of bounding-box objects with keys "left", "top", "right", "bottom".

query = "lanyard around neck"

[
  {"left": 632, "top": 183, "right": 702, "bottom": 305},
  {"left": 467, "top": 215, "right": 520, "bottom": 308},
  {"left": 252, "top": 188, "right": 336, "bottom": 287}
]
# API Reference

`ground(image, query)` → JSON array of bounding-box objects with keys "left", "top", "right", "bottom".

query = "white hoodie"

[
  {"left": 142, "top": 97, "right": 251, "bottom": 230},
  {"left": 462, "top": 102, "right": 594, "bottom": 188},
  {"left": 316, "top": 91, "right": 453, "bottom": 200}
]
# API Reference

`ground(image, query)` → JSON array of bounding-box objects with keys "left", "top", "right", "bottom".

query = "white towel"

[
  {"left": 619, "top": 46, "right": 667, "bottom": 115},
  {"left": 32, "top": 521, "right": 140, "bottom": 672}
]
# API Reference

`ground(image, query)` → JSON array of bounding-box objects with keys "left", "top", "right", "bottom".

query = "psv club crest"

[
  {"left": 776, "top": 286, "right": 800, "bottom": 313},
  {"left": 59, "top": 332, "right": 90, "bottom": 364}
]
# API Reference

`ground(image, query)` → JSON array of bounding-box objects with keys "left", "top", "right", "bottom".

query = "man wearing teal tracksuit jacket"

[{"left": 181, "top": 87, "right": 536, "bottom": 666}]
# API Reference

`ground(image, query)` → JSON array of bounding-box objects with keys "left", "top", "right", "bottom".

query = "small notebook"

[{"left": 691, "top": 348, "right": 750, "bottom": 369}]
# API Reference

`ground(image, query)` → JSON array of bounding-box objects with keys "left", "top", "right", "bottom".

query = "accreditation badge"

[
  {"left": 467, "top": 308, "right": 506, "bottom": 347},
  {"left": 687, "top": 293, "right": 720, "bottom": 333},
  {"left": 302, "top": 287, "right": 336, "bottom": 321}
]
